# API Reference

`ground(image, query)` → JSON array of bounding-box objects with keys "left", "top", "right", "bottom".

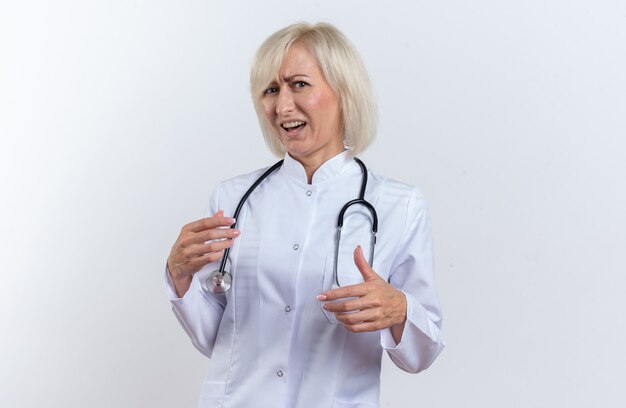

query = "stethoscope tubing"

[
  {"left": 217, "top": 159, "right": 284, "bottom": 274},
  {"left": 207, "top": 157, "right": 377, "bottom": 293}
]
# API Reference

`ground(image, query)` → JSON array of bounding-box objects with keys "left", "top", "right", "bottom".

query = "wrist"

[
  {"left": 397, "top": 289, "right": 408, "bottom": 325},
  {"left": 167, "top": 258, "right": 181, "bottom": 279},
  {"left": 170, "top": 270, "right": 192, "bottom": 287},
  {"left": 166, "top": 260, "right": 191, "bottom": 284},
  {"left": 168, "top": 269, "right": 192, "bottom": 298}
]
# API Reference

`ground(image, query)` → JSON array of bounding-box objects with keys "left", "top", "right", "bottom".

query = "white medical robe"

[{"left": 165, "top": 150, "right": 445, "bottom": 408}]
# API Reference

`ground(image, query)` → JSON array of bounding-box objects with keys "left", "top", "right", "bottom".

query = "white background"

[{"left": 1, "top": 1, "right": 625, "bottom": 407}]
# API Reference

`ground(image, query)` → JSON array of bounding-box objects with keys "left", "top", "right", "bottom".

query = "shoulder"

[
  {"left": 363, "top": 168, "right": 433, "bottom": 270},
  {"left": 206, "top": 162, "right": 282, "bottom": 215},
  {"left": 218, "top": 166, "right": 274, "bottom": 194},
  {"left": 361, "top": 166, "right": 431, "bottom": 247},
  {"left": 366, "top": 167, "right": 428, "bottom": 215}
]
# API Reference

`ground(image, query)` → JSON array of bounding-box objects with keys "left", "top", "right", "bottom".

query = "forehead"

[{"left": 276, "top": 43, "right": 323, "bottom": 79}]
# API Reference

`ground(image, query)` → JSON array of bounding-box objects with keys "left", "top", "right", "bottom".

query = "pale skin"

[
  {"left": 167, "top": 42, "right": 407, "bottom": 343},
  {"left": 318, "top": 246, "right": 407, "bottom": 344},
  {"left": 167, "top": 210, "right": 240, "bottom": 298},
  {"left": 260, "top": 43, "right": 344, "bottom": 184}
]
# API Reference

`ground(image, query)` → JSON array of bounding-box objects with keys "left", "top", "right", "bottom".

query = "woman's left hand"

[{"left": 317, "top": 246, "right": 407, "bottom": 342}]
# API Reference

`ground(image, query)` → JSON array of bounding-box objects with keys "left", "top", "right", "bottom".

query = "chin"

[
  {"left": 285, "top": 149, "right": 311, "bottom": 160},
  {"left": 282, "top": 140, "right": 313, "bottom": 157}
]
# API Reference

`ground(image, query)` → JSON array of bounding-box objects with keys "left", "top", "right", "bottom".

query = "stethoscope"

[{"left": 205, "top": 157, "right": 378, "bottom": 294}]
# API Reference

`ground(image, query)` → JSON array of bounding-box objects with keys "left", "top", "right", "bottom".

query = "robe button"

[
  {"left": 285, "top": 305, "right": 292, "bottom": 312},
  {"left": 306, "top": 190, "right": 312, "bottom": 196},
  {"left": 277, "top": 370, "right": 284, "bottom": 377},
  {"left": 293, "top": 244, "right": 299, "bottom": 250}
]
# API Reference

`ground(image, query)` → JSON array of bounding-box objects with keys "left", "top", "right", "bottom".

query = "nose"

[{"left": 275, "top": 86, "right": 295, "bottom": 115}]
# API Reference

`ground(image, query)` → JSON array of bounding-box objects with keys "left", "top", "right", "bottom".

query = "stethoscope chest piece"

[{"left": 206, "top": 270, "right": 232, "bottom": 293}]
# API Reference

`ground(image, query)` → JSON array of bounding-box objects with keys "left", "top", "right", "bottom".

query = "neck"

[
  {"left": 292, "top": 147, "right": 346, "bottom": 184},
  {"left": 301, "top": 161, "right": 323, "bottom": 184}
]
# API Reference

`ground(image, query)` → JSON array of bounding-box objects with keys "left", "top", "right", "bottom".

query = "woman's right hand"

[{"left": 167, "top": 210, "right": 240, "bottom": 297}]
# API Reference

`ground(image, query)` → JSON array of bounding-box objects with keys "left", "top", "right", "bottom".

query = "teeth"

[{"left": 282, "top": 121, "right": 305, "bottom": 129}]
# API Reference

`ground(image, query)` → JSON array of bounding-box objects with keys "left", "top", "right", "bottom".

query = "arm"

[
  {"left": 381, "top": 193, "right": 445, "bottom": 373},
  {"left": 164, "top": 186, "right": 238, "bottom": 357},
  {"left": 319, "top": 189, "right": 444, "bottom": 373},
  {"left": 164, "top": 266, "right": 228, "bottom": 357}
]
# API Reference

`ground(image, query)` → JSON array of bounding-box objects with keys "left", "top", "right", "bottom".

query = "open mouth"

[{"left": 281, "top": 120, "right": 307, "bottom": 133}]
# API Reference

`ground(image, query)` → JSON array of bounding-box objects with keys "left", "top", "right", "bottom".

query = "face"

[{"left": 260, "top": 43, "right": 344, "bottom": 165}]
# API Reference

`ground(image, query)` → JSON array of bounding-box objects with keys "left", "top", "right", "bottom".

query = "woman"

[{"left": 166, "top": 22, "right": 444, "bottom": 408}]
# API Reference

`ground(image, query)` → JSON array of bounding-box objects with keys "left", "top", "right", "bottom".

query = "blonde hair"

[{"left": 250, "top": 22, "right": 377, "bottom": 157}]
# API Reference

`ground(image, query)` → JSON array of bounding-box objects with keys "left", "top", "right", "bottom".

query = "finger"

[
  {"left": 170, "top": 244, "right": 228, "bottom": 276},
  {"left": 185, "top": 214, "right": 236, "bottom": 233},
  {"left": 334, "top": 308, "right": 381, "bottom": 325},
  {"left": 335, "top": 310, "right": 367, "bottom": 325},
  {"left": 185, "top": 239, "right": 234, "bottom": 258},
  {"left": 187, "top": 249, "right": 228, "bottom": 269},
  {"left": 342, "top": 320, "right": 389, "bottom": 334},
  {"left": 189, "top": 227, "right": 241, "bottom": 245},
  {"left": 322, "top": 289, "right": 385, "bottom": 313},
  {"left": 322, "top": 299, "right": 361, "bottom": 314},
  {"left": 354, "top": 245, "right": 380, "bottom": 281},
  {"left": 317, "top": 282, "right": 369, "bottom": 301}
]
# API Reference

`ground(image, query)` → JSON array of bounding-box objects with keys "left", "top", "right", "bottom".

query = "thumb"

[
  {"left": 354, "top": 245, "right": 379, "bottom": 281},
  {"left": 213, "top": 209, "right": 225, "bottom": 217}
]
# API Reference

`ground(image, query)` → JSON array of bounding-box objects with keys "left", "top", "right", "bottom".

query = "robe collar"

[{"left": 281, "top": 150, "right": 355, "bottom": 185}]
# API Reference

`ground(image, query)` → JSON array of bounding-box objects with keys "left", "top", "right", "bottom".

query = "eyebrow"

[{"left": 281, "top": 74, "right": 309, "bottom": 82}]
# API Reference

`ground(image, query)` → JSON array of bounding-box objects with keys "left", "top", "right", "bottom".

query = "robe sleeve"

[
  {"left": 380, "top": 188, "right": 445, "bottom": 373},
  {"left": 164, "top": 184, "right": 227, "bottom": 358}
]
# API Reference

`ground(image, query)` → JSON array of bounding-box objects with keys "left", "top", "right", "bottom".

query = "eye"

[
  {"left": 264, "top": 85, "right": 278, "bottom": 95},
  {"left": 292, "top": 80, "right": 309, "bottom": 89}
]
